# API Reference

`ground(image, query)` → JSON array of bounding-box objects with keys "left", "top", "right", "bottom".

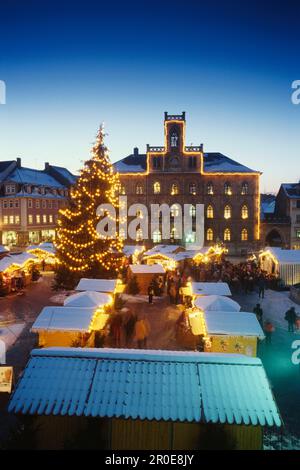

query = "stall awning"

[
  {"left": 194, "top": 295, "right": 240, "bottom": 312},
  {"left": 64, "top": 291, "right": 112, "bottom": 308},
  {"left": 8, "top": 348, "right": 281, "bottom": 427},
  {"left": 191, "top": 282, "right": 232, "bottom": 296},
  {"left": 31, "top": 306, "right": 98, "bottom": 333}
]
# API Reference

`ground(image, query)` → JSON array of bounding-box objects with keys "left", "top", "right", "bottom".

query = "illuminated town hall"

[{"left": 114, "top": 112, "right": 261, "bottom": 254}]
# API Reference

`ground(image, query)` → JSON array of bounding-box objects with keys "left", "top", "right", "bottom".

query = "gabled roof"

[
  {"left": 75, "top": 278, "right": 118, "bottom": 293},
  {"left": 281, "top": 183, "right": 300, "bottom": 199},
  {"left": 204, "top": 311, "right": 265, "bottom": 338},
  {"left": 6, "top": 167, "right": 65, "bottom": 188},
  {"left": 260, "top": 247, "right": 300, "bottom": 265},
  {"left": 47, "top": 165, "right": 77, "bottom": 186},
  {"left": 8, "top": 348, "right": 281, "bottom": 427},
  {"left": 31, "top": 306, "right": 97, "bottom": 332},
  {"left": 113, "top": 152, "right": 259, "bottom": 174}
]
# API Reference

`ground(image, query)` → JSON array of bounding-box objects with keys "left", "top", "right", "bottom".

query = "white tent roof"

[
  {"left": 194, "top": 295, "right": 240, "bottom": 312},
  {"left": 0, "top": 253, "right": 38, "bottom": 272},
  {"left": 261, "top": 247, "right": 300, "bottom": 265},
  {"left": 31, "top": 306, "right": 97, "bottom": 332},
  {"left": 204, "top": 311, "right": 265, "bottom": 338},
  {"left": 64, "top": 291, "right": 112, "bottom": 308},
  {"left": 191, "top": 282, "right": 232, "bottom": 296},
  {"left": 27, "top": 242, "right": 55, "bottom": 255},
  {"left": 75, "top": 278, "right": 118, "bottom": 293},
  {"left": 129, "top": 264, "right": 165, "bottom": 274},
  {"left": 143, "top": 244, "right": 182, "bottom": 257}
]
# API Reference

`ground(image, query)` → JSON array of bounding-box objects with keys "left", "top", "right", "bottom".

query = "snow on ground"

[
  {"left": 121, "top": 294, "right": 163, "bottom": 304},
  {"left": 49, "top": 290, "right": 76, "bottom": 304},
  {"left": 0, "top": 323, "right": 25, "bottom": 352}
]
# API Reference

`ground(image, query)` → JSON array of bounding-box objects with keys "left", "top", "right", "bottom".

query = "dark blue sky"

[{"left": 0, "top": 0, "right": 299, "bottom": 192}]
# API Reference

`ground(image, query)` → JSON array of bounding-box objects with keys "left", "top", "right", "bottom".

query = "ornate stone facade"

[{"left": 114, "top": 112, "right": 261, "bottom": 255}]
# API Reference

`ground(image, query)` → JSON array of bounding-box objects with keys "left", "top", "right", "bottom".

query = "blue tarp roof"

[{"left": 8, "top": 348, "right": 281, "bottom": 427}]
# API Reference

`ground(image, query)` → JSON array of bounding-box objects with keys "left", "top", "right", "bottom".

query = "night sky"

[{"left": 0, "top": 0, "right": 300, "bottom": 192}]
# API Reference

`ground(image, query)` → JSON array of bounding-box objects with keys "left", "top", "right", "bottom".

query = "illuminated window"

[
  {"left": 153, "top": 181, "right": 161, "bottom": 194},
  {"left": 43, "top": 215, "right": 47, "bottom": 223},
  {"left": 224, "top": 205, "right": 232, "bottom": 219},
  {"left": 153, "top": 229, "right": 162, "bottom": 243},
  {"left": 224, "top": 182, "right": 232, "bottom": 195},
  {"left": 28, "top": 215, "right": 33, "bottom": 224},
  {"left": 171, "top": 204, "right": 180, "bottom": 217},
  {"left": 136, "top": 228, "right": 143, "bottom": 241},
  {"left": 136, "top": 209, "right": 144, "bottom": 218},
  {"left": 119, "top": 185, "right": 126, "bottom": 195},
  {"left": 241, "top": 182, "right": 249, "bottom": 195},
  {"left": 170, "top": 227, "right": 179, "bottom": 241},
  {"left": 9, "top": 215, "right": 14, "bottom": 224},
  {"left": 241, "top": 228, "right": 248, "bottom": 241},
  {"left": 241, "top": 205, "right": 249, "bottom": 219},
  {"left": 189, "top": 205, "right": 196, "bottom": 217},
  {"left": 36, "top": 215, "right": 40, "bottom": 224},
  {"left": 207, "top": 182, "right": 214, "bottom": 195},
  {"left": 49, "top": 215, "right": 53, "bottom": 223},
  {"left": 136, "top": 184, "right": 143, "bottom": 195},
  {"left": 189, "top": 182, "right": 197, "bottom": 195},
  {"left": 3, "top": 216, "right": 8, "bottom": 224},
  {"left": 207, "top": 228, "right": 214, "bottom": 241},
  {"left": 207, "top": 205, "right": 214, "bottom": 219},
  {"left": 224, "top": 228, "right": 231, "bottom": 241},
  {"left": 171, "top": 183, "right": 179, "bottom": 195},
  {"left": 15, "top": 215, "right": 20, "bottom": 224},
  {"left": 186, "top": 231, "right": 195, "bottom": 243}
]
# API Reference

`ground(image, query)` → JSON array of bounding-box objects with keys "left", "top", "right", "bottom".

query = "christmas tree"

[{"left": 54, "top": 125, "right": 124, "bottom": 288}]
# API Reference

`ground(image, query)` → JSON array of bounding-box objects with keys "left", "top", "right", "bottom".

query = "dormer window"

[{"left": 5, "top": 184, "right": 16, "bottom": 194}]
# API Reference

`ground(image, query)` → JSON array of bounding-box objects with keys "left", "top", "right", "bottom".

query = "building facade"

[
  {"left": 0, "top": 158, "right": 76, "bottom": 247},
  {"left": 114, "top": 112, "right": 261, "bottom": 255},
  {"left": 261, "top": 183, "right": 300, "bottom": 249}
]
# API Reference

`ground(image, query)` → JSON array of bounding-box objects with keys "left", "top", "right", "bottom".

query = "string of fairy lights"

[{"left": 54, "top": 125, "right": 124, "bottom": 273}]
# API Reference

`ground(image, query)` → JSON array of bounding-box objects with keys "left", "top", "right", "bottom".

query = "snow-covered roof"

[
  {"left": 123, "top": 245, "right": 146, "bottom": 257},
  {"left": 64, "top": 291, "right": 112, "bottom": 308},
  {"left": 129, "top": 264, "right": 165, "bottom": 274},
  {"left": 7, "top": 167, "right": 65, "bottom": 188},
  {"left": 194, "top": 295, "right": 240, "bottom": 312},
  {"left": 143, "top": 244, "right": 183, "bottom": 257},
  {"left": 113, "top": 153, "right": 259, "bottom": 174},
  {"left": 261, "top": 248, "right": 300, "bottom": 265},
  {"left": 31, "top": 306, "right": 97, "bottom": 332},
  {"left": 204, "top": 311, "right": 265, "bottom": 338},
  {"left": 27, "top": 242, "right": 55, "bottom": 255},
  {"left": 191, "top": 282, "right": 232, "bottom": 296},
  {"left": 8, "top": 347, "right": 281, "bottom": 427},
  {"left": 281, "top": 183, "right": 300, "bottom": 199},
  {"left": 75, "top": 278, "right": 118, "bottom": 293},
  {"left": 0, "top": 253, "right": 38, "bottom": 272}
]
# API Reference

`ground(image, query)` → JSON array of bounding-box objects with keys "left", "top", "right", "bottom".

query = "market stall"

[
  {"left": 0, "top": 252, "right": 39, "bottom": 294},
  {"left": 75, "top": 278, "right": 124, "bottom": 295},
  {"left": 259, "top": 247, "right": 300, "bottom": 286},
  {"left": 194, "top": 294, "right": 240, "bottom": 312},
  {"left": 187, "top": 309, "right": 264, "bottom": 357},
  {"left": 31, "top": 304, "right": 111, "bottom": 347},
  {"left": 127, "top": 264, "right": 165, "bottom": 294},
  {"left": 27, "top": 242, "right": 57, "bottom": 270}
]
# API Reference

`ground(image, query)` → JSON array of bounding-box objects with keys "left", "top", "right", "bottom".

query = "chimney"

[
  {"left": 133, "top": 147, "right": 139, "bottom": 157},
  {"left": 16, "top": 157, "right": 21, "bottom": 168},
  {"left": 45, "top": 162, "right": 50, "bottom": 171}
]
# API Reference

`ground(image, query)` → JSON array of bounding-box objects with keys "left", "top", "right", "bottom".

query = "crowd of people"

[{"left": 107, "top": 307, "right": 151, "bottom": 349}]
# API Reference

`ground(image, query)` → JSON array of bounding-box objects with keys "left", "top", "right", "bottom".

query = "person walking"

[
  {"left": 134, "top": 315, "right": 150, "bottom": 349},
  {"left": 148, "top": 283, "right": 154, "bottom": 304},
  {"left": 123, "top": 309, "right": 137, "bottom": 346},
  {"left": 253, "top": 303, "right": 263, "bottom": 325},
  {"left": 285, "top": 307, "right": 297, "bottom": 332},
  {"left": 264, "top": 320, "right": 274, "bottom": 345},
  {"left": 258, "top": 275, "right": 266, "bottom": 299}
]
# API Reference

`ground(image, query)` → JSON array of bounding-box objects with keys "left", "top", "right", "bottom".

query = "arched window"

[
  {"left": 136, "top": 209, "right": 143, "bottom": 218},
  {"left": 207, "top": 228, "right": 214, "bottom": 241},
  {"left": 189, "top": 205, "right": 196, "bottom": 217},
  {"left": 224, "top": 182, "right": 232, "bottom": 195},
  {"left": 241, "top": 182, "right": 249, "bottom": 195},
  {"left": 153, "top": 181, "right": 161, "bottom": 194},
  {"left": 119, "top": 228, "right": 126, "bottom": 239},
  {"left": 136, "top": 183, "right": 143, "bottom": 195},
  {"left": 171, "top": 204, "right": 180, "bottom": 217},
  {"left": 170, "top": 227, "right": 178, "bottom": 241},
  {"left": 241, "top": 228, "right": 248, "bottom": 241},
  {"left": 224, "top": 228, "right": 231, "bottom": 241},
  {"left": 136, "top": 228, "right": 143, "bottom": 241},
  {"left": 207, "top": 182, "right": 214, "bottom": 195},
  {"left": 207, "top": 205, "right": 214, "bottom": 219},
  {"left": 153, "top": 229, "right": 162, "bottom": 243},
  {"left": 171, "top": 182, "right": 179, "bottom": 195},
  {"left": 189, "top": 182, "right": 197, "bottom": 195},
  {"left": 241, "top": 205, "right": 249, "bottom": 219},
  {"left": 224, "top": 205, "right": 231, "bottom": 219}
]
